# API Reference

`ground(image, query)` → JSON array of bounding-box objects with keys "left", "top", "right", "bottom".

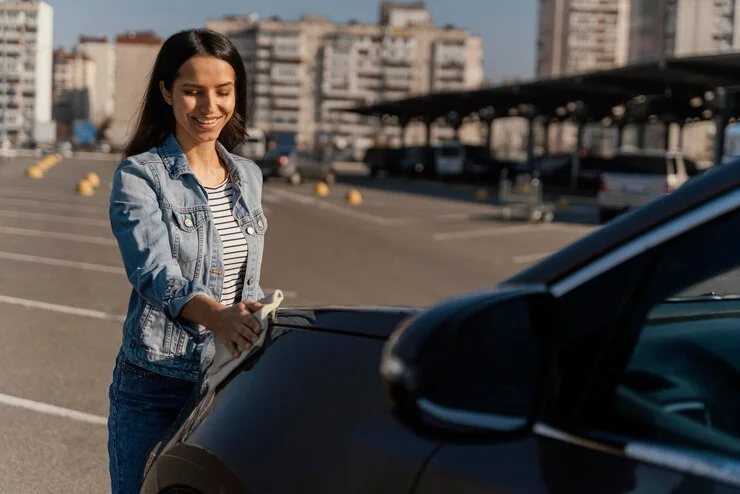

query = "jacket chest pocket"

[
  {"left": 240, "top": 208, "right": 268, "bottom": 236},
  {"left": 170, "top": 206, "right": 211, "bottom": 263}
]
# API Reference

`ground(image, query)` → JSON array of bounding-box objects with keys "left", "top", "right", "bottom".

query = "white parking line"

[
  {"left": 267, "top": 188, "right": 396, "bottom": 225},
  {"left": 0, "top": 225, "right": 116, "bottom": 245},
  {"left": 0, "top": 209, "right": 110, "bottom": 227},
  {"left": 0, "top": 392, "right": 107, "bottom": 426},
  {"left": 0, "top": 251, "right": 124, "bottom": 273},
  {"left": 0, "top": 196, "right": 108, "bottom": 214},
  {"left": 0, "top": 294, "right": 126, "bottom": 321},
  {"left": 0, "top": 251, "right": 298, "bottom": 299},
  {"left": 433, "top": 224, "right": 563, "bottom": 241},
  {"left": 512, "top": 252, "right": 553, "bottom": 264},
  {"left": 0, "top": 186, "right": 91, "bottom": 202},
  {"left": 262, "top": 193, "right": 284, "bottom": 204}
]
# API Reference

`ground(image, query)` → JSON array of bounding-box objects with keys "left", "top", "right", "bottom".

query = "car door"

[{"left": 414, "top": 195, "right": 740, "bottom": 493}]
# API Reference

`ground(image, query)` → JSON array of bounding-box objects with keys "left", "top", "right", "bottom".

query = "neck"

[{"left": 175, "top": 134, "right": 226, "bottom": 184}]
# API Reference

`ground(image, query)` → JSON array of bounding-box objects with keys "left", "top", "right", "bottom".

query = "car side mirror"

[{"left": 380, "top": 287, "right": 556, "bottom": 438}]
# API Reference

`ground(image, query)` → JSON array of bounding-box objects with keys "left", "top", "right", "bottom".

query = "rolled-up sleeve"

[{"left": 110, "top": 158, "right": 212, "bottom": 319}]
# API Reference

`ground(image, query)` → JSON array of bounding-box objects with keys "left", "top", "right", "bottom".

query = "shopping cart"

[{"left": 497, "top": 169, "right": 555, "bottom": 223}]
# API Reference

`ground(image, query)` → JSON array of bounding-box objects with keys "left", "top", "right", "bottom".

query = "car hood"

[{"left": 273, "top": 306, "right": 419, "bottom": 340}]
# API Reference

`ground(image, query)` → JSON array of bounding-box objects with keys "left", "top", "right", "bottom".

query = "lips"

[{"left": 192, "top": 116, "right": 221, "bottom": 130}]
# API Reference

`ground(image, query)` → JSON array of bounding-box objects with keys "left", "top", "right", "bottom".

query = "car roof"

[{"left": 505, "top": 158, "right": 734, "bottom": 287}]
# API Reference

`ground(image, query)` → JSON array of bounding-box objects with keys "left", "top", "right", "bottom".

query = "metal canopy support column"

[
  {"left": 445, "top": 111, "right": 463, "bottom": 142},
  {"left": 399, "top": 117, "right": 411, "bottom": 147},
  {"left": 422, "top": 117, "right": 432, "bottom": 147},
  {"left": 479, "top": 107, "right": 496, "bottom": 154},
  {"left": 637, "top": 124, "right": 646, "bottom": 148},
  {"left": 542, "top": 117, "right": 551, "bottom": 156},
  {"left": 526, "top": 117, "right": 536, "bottom": 163},
  {"left": 664, "top": 122, "right": 671, "bottom": 151},
  {"left": 576, "top": 122, "right": 585, "bottom": 152},
  {"left": 520, "top": 104, "right": 538, "bottom": 163},
  {"left": 713, "top": 87, "right": 733, "bottom": 164}
]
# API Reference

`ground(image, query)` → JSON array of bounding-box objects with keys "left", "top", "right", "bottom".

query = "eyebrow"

[{"left": 181, "top": 82, "right": 234, "bottom": 89}]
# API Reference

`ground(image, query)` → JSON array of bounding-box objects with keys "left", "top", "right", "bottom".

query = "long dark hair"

[{"left": 124, "top": 28, "right": 247, "bottom": 157}]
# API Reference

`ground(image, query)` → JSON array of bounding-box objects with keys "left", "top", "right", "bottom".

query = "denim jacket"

[{"left": 109, "top": 134, "right": 267, "bottom": 381}]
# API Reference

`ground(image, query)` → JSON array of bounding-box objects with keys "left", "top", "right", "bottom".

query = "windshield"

[{"left": 667, "top": 268, "right": 740, "bottom": 300}]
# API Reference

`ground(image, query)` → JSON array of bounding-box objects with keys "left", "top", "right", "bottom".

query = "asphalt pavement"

[{"left": 0, "top": 155, "right": 598, "bottom": 492}]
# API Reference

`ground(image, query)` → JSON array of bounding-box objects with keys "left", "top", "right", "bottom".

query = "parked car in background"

[
  {"left": 364, "top": 147, "right": 403, "bottom": 177},
  {"left": 398, "top": 146, "right": 436, "bottom": 178},
  {"left": 257, "top": 145, "right": 335, "bottom": 185},
  {"left": 597, "top": 149, "right": 701, "bottom": 223}
]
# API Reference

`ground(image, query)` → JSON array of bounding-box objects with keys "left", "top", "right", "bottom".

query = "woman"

[{"left": 107, "top": 28, "right": 267, "bottom": 493}]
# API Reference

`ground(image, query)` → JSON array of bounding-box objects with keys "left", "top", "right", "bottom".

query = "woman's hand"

[{"left": 209, "top": 300, "right": 264, "bottom": 358}]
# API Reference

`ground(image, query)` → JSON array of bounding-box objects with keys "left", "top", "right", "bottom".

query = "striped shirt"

[{"left": 205, "top": 178, "right": 249, "bottom": 306}]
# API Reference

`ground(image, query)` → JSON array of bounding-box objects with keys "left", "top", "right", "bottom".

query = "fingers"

[
  {"left": 241, "top": 313, "right": 262, "bottom": 334},
  {"left": 225, "top": 340, "right": 240, "bottom": 359},
  {"left": 243, "top": 301, "right": 263, "bottom": 312}
]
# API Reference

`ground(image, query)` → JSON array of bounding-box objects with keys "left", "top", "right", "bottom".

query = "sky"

[{"left": 49, "top": 0, "right": 537, "bottom": 82}]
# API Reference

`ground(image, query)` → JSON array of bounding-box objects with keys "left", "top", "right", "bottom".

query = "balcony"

[
  {"left": 272, "top": 98, "right": 300, "bottom": 110},
  {"left": 271, "top": 85, "right": 300, "bottom": 96}
]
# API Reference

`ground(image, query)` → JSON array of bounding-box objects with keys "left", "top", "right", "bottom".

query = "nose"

[{"left": 200, "top": 91, "right": 218, "bottom": 114}]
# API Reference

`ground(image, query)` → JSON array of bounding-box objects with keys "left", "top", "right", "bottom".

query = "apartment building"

[
  {"left": 208, "top": 2, "right": 484, "bottom": 151},
  {"left": 537, "top": 0, "right": 630, "bottom": 78},
  {"left": 0, "top": 0, "right": 53, "bottom": 146},
  {"left": 106, "top": 31, "right": 162, "bottom": 149},
  {"left": 78, "top": 35, "right": 116, "bottom": 125},
  {"left": 536, "top": 0, "right": 630, "bottom": 153},
  {"left": 52, "top": 47, "right": 94, "bottom": 132},
  {"left": 628, "top": 0, "right": 740, "bottom": 161}
]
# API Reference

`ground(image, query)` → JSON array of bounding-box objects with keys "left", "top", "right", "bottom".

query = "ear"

[{"left": 159, "top": 81, "right": 172, "bottom": 106}]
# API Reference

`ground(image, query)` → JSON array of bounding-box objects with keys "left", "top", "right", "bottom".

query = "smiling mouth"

[{"left": 193, "top": 116, "right": 221, "bottom": 126}]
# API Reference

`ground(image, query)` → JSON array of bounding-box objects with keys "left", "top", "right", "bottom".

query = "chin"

[{"left": 191, "top": 129, "right": 224, "bottom": 143}]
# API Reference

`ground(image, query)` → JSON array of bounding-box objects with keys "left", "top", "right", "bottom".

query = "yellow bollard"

[
  {"left": 26, "top": 165, "right": 43, "bottom": 178},
  {"left": 474, "top": 188, "right": 489, "bottom": 202},
  {"left": 76, "top": 179, "right": 95, "bottom": 196},
  {"left": 85, "top": 172, "right": 101, "bottom": 187},
  {"left": 315, "top": 181, "right": 330, "bottom": 198},
  {"left": 345, "top": 188, "right": 363, "bottom": 206}
]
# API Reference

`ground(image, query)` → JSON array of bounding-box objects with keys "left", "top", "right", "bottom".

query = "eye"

[{"left": 217, "top": 92, "right": 232, "bottom": 97}]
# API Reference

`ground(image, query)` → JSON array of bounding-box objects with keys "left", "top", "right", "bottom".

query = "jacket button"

[
  {"left": 246, "top": 226, "right": 255, "bottom": 235},
  {"left": 184, "top": 217, "right": 193, "bottom": 228},
  {"left": 247, "top": 278, "right": 254, "bottom": 285},
  {"left": 257, "top": 219, "right": 264, "bottom": 228}
]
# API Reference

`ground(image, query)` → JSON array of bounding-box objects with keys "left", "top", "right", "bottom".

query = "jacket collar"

[{"left": 157, "top": 133, "right": 245, "bottom": 185}]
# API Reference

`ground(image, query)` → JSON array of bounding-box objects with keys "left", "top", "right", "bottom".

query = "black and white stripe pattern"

[{"left": 205, "top": 178, "right": 248, "bottom": 306}]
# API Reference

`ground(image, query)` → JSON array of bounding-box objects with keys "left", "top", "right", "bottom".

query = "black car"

[{"left": 143, "top": 158, "right": 740, "bottom": 493}]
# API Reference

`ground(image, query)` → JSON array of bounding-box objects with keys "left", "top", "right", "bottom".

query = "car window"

[
  {"left": 605, "top": 155, "right": 668, "bottom": 175},
  {"left": 609, "top": 209, "right": 740, "bottom": 456}
]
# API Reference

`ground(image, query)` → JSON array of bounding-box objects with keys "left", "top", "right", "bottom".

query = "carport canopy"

[{"left": 347, "top": 52, "right": 740, "bottom": 127}]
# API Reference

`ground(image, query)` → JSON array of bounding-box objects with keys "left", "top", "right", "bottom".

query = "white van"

[{"left": 597, "top": 150, "right": 701, "bottom": 223}]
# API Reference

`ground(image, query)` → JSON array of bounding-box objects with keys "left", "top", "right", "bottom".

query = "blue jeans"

[{"left": 107, "top": 352, "right": 197, "bottom": 494}]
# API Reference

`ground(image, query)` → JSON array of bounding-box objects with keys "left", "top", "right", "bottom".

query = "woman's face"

[{"left": 160, "top": 55, "right": 237, "bottom": 149}]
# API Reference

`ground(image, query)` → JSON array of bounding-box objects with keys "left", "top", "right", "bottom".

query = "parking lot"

[{"left": 0, "top": 155, "right": 598, "bottom": 492}]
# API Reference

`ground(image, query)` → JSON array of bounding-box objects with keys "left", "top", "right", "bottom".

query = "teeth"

[{"left": 195, "top": 117, "right": 219, "bottom": 124}]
